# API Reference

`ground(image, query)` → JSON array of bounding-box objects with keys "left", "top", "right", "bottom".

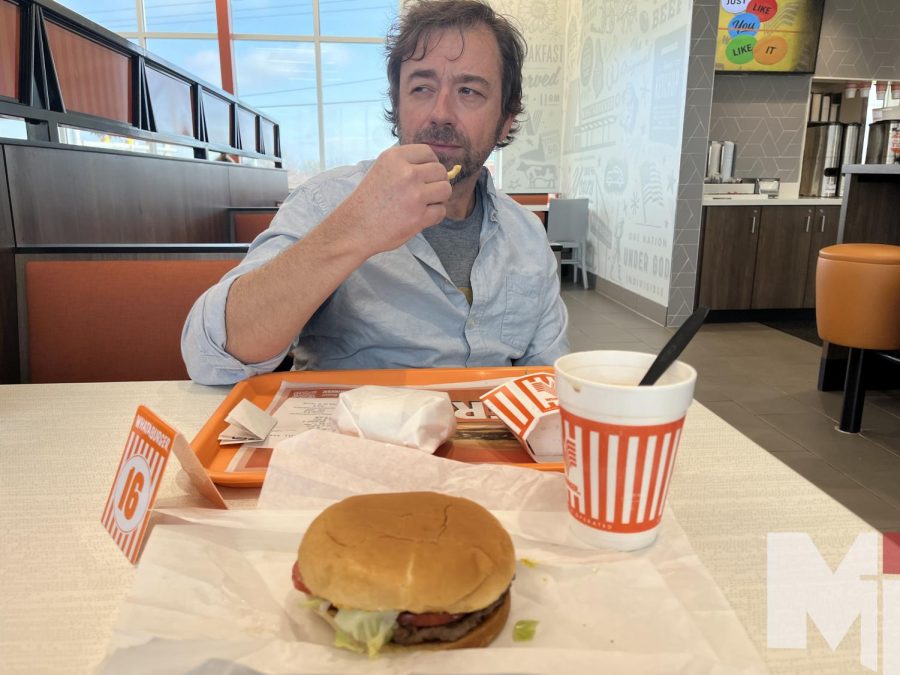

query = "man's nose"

[{"left": 429, "top": 88, "right": 456, "bottom": 125}]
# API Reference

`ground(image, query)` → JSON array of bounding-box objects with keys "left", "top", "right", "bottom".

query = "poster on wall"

[{"left": 714, "top": 0, "right": 825, "bottom": 73}]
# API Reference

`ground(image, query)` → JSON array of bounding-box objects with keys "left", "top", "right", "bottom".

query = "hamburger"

[{"left": 292, "top": 491, "right": 515, "bottom": 657}]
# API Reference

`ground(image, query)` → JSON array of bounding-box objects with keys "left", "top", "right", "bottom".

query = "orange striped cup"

[{"left": 554, "top": 351, "right": 697, "bottom": 551}]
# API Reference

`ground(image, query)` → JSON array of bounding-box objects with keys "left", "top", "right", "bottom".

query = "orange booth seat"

[
  {"left": 508, "top": 193, "right": 549, "bottom": 226},
  {"left": 24, "top": 258, "right": 239, "bottom": 383},
  {"left": 229, "top": 208, "right": 278, "bottom": 243}
]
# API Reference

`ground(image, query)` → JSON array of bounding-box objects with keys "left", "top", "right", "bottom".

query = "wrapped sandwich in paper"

[{"left": 331, "top": 385, "right": 456, "bottom": 453}]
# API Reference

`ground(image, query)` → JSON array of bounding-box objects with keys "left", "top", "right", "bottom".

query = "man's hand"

[
  {"left": 333, "top": 144, "right": 452, "bottom": 256},
  {"left": 222, "top": 144, "right": 453, "bottom": 365}
]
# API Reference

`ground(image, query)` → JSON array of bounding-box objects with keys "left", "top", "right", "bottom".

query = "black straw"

[{"left": 638, "top": 306, "right": 709, "bottom": 386}]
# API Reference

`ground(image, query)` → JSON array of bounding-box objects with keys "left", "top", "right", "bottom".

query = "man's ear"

[{"left": 497, "top": 114, "right": 514, "bottom": 143}]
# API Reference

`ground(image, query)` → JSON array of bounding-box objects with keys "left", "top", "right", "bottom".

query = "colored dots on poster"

[
  {"left": 753, "top": 35, "right": 788, "bottom": 64},
  {"left": 748, "top": 0, "right": 778, "bottom": 21},
  {"left": 725, "top": 35, "right": 757, "bottom": 64},
  {"left": 720, "top": 0, "right": 751, "bottom": 13},
  {"left": 728, "top": 12, "right": 760, "bottom": 38}
]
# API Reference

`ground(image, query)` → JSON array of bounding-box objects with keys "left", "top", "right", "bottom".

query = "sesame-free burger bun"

[{"left": 297, "top": 491, "right": 515, "bottom": 615}]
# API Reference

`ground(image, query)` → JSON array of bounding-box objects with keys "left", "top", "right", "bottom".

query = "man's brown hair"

[{"left": 384, "top": 0, "right": 526, "bottom": 148}]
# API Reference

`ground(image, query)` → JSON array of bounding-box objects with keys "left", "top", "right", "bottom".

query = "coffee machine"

[
  {"left": 838, "top": 123, "right": 861, "bottom": 196},
  {"left": 800, "top": 122, "right": 844, "bottom": 198},
  {"left": 865, "top": 114, "right": 900, "bottom": 164}
]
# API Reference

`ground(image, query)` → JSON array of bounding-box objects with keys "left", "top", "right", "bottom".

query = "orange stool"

[{"left": 816, "top": 243, "right": 900, "bottom": 432}]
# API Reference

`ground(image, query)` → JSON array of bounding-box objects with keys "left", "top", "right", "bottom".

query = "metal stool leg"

[
  {"left": 577, "top": 244, "right": 587, "bottom": 289},
  {"left": 839, "top": 348, "right": 866, "bottom": 433}
]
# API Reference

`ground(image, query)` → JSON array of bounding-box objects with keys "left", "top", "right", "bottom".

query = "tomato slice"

[
  {"left": 292, "top": 561, "right": 312, "bottom": 594},
  {"left": 397, "top": 610, "right": 464, "bottom": 627}
]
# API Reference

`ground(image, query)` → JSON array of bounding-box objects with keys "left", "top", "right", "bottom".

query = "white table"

[{"left": 0, "top": 380, "right": 879, "bottom": 673}]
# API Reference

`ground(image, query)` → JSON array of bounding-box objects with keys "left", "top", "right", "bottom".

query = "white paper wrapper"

[
  {"left": 330, "top": 385, "right": 456, "bottom": 453},
  {"left": 100, "top": 430, "right": 766, "bottom": 674}
]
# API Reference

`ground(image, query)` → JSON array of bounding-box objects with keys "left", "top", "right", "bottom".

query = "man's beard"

[{"left": 402, "top": 122, "right": 502, "bottom": 182}]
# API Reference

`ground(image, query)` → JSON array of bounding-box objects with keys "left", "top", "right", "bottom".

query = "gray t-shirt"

[{"left": 422, "top": 185, "right": 483, "bottom": 304}]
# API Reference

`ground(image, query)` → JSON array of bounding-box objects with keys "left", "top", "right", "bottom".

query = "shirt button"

[{"left": 468, "top": 320, "right": 476, "bottom": 328}]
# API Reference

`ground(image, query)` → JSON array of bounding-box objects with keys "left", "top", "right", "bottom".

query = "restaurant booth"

[{"left": 0, "top": 0, "right": 290, "bottom": 385}]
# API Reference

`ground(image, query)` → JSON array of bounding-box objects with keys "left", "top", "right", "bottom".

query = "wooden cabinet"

[
  {"left": 698, "top": 203, "right": 841, "bottom": 310},
  {"left": 803, "top": 205, "right": 841, "bottom": 307},
  {"left": 698, "top": 206, "right": 760, "bottom": 309},
  {"left": 751, "top": 206, "right": 814, "bottom": 309}
]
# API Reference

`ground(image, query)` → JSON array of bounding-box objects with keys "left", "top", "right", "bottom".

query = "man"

[{"left": 182, "top": 0, "right": 569, "bottom": 385}]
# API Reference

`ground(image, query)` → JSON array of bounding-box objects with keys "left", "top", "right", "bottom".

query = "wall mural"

[
  {"left": 495, "top": 0, "right": 565, "bottom": 191},
  {"left": 560, "top": 0, "right": 692, "bottom": 308}
]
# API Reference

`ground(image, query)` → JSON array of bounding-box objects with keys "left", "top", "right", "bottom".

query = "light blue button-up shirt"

[{"left": 181, "top": 160, "right": 569, "bottom": 385}]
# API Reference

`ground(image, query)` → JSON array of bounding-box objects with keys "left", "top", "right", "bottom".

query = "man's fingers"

[
  {"left": 395, "top": 143, "right": 440, "bottom": 164},
  {"left": 420, "top": 161, "right": 454, "bottom": 184},
  {"left": 422, "top": 203, "right": 447, "bottom": 226},
  {"left": 422, "top": 180, "right": 452, "bottom": 206}
]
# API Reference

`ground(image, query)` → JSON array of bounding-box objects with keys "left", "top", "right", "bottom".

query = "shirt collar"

[{"left": 478, "top": 167, "right": 500, "bottom": 223}]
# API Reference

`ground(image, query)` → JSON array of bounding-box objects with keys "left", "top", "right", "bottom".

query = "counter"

[
  {"left": 837, "top": 163, "right": 900, "bottom": 245},
  {"left": 702, "top": 196, "right": 843, "bottom": 207}
]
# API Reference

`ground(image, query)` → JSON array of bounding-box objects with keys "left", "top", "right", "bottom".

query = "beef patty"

[{"left": 390, "top": 590, "right": 509, "bottom": 645}]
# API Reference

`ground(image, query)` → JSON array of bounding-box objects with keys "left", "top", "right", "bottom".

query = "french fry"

[{"left": 447, "top": 164, "right": 462, "bottom": 180}]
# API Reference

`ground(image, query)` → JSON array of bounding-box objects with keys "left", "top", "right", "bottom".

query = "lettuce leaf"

[
  {"left": 333, "top": 608, "right": 400, "bottom": 658},
  {"left": 299, "top": 595, "right": 328, "bottom": 610}
]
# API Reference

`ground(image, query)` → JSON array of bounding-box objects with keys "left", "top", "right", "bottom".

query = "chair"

[
  {"left": 815, "top": 243, "right": 900, "bottom": 433},
  {"left": 547, "top": 198, "right": 589, "bottom": 289},
  {"left": 24, "top": 258, "right": 239, "bottom": 383}
]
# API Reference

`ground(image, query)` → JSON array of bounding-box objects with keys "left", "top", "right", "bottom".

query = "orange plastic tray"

[{"left": 191, "top": 367, "right": 563, "bottom": 487}]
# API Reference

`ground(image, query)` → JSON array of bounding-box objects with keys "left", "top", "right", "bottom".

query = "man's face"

[{"left": 396, "top": 25, "right": 513, "bottom": 182}]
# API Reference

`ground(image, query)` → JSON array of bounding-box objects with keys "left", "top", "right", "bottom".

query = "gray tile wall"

[
  {"left": 816, "top": 0, "right": 900, "bottom": 80},
  {"left": 666, "top": 0, "right": 716, "bottom": 328},
  {"left": 708, "top": 74, "right": 811, "bottom": 183}
]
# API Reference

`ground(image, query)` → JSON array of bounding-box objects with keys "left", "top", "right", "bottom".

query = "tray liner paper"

[{"left": 99, "top": 430, "right": 766, "bottom": 674}]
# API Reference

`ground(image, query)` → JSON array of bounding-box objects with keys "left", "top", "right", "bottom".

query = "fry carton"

[{"left": 480, "top": 373, "right": 561, "bottom": 462}]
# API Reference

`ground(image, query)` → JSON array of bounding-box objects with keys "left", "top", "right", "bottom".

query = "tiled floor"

[{"left": 562, "top": 282, "right": 900, "bottom": 531}]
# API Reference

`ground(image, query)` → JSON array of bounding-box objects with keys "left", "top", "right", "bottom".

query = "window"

[
  {"left": 233, "top": 40, "right": 320, "bottom": 181},
  {"left": 0, "top": 115, "right": 28, "bottom": 140},
  {"left": 57, "top": 0, "right": 137, "bottom": 32},
  {"left": 231, "top": 0, "right": 314, "bottom": 36},
  {"left": 231, "top": 1, "right": 398, "bottom": 184},
  {"left": 145, "top": 38, "right": 222, "bottom": 88},
  {"left": 230, "top": 1, "right": 398, "bottom": 185},
  {"left": 319, "top": 0, "right": 394, "bottom": 37},
  {"left": 53, "top": 0, "right": 401, "bottom": 185},
  {"left": 59, "top": 125, "right": 195, "bottom": 158},
  {"left": 319, "top": 42, "right": 394, "bottom": 169},
  {"left": 144, "top": 0, "right": 217, "bottom": 32}
]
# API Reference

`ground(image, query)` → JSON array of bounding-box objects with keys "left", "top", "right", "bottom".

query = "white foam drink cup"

[{"left": 554, "top": 351, "right": 697, "bottom": 551}]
